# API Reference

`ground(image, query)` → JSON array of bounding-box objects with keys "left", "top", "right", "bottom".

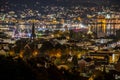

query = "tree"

[
  {"left": 40, "top": 41, "right": 54, "bottom": 54},
  {"left": 116, "top": 29, "right": 120, "bottom": 39}
]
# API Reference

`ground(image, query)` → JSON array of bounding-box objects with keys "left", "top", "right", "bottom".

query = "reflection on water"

[{"left": 0, "top": 24, "right": 33, "bottom": 38}]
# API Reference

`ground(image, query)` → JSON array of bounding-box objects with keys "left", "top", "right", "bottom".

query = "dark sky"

[
  {"left": 0, "top": 0, "right": 119, "bottom": 5},
  {"left": 0, "top": 0, "right": 120, "bottom": 9}
]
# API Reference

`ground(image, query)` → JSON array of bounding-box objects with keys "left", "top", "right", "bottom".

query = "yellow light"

[
  {"left": 33, "top": 51, "right": 38, "bottom": 57},
  {"left": 9, "top": 50, "right": 15, "bottom": 56},
  {"left": 19, "top": 50, "right": 24, "bottom": 58},
  {"left": 77, "top": 54, "right": 81, "bottom": 58},
  {"left": 56, "top": 53, "right": 61, "bottom": 58}
]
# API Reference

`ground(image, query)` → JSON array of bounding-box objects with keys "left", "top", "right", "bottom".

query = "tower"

[{"left": 31, "top": 23, "right": 36, "bottom": 40}]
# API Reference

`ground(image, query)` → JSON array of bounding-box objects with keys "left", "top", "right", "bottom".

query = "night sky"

[
  {"left": 0, "top": 0, "right": 120, "bottom": 11},
  {"left": 0, "top": 0, "right": 119, "bottom": 5}
]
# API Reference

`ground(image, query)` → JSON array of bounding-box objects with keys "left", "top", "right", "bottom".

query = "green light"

[{"left": 2, "top": 15, "right": 5, "bottom": 21}]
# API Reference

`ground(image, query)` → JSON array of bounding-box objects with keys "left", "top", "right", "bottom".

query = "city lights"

[{"left": 0, "top": 0, "right": 120, "bottom": 80}]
